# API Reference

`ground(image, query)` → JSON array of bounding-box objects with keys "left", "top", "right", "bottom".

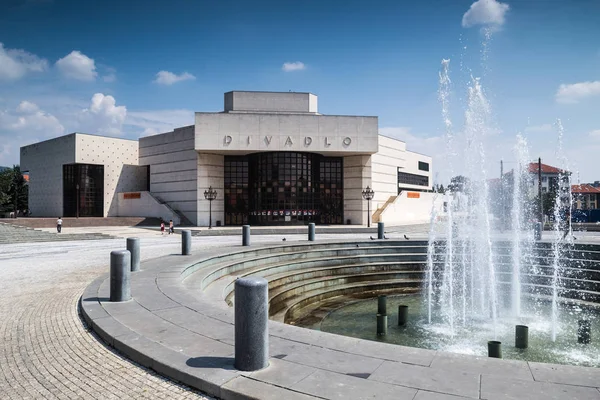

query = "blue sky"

[{"left": 1, "top": 0, "right": 599, "bottom": 182}]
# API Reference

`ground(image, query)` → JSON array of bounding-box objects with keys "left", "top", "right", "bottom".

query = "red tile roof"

[
  {"left": 527, "top": 162, "right": 566, "bottom": 174},
  {"left": 571, "top": 184, "right": 600, "bottom": 194}
]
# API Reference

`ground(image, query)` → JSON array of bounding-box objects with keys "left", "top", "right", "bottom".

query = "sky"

[{"left": 0, "top": 0, "right": 599, "bottom": 183}]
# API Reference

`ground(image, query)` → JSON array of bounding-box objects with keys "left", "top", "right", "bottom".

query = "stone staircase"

[
  {"left": 372, "top": 195, "right": 397, "bottom": 223},
  {"left": 0, "top": 222, "right": 115, "bottom": 244}
]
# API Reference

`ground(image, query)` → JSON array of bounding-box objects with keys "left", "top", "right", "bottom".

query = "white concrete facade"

[
  {"left": 20, "top": 91, "right": 434, "bottom": 226},
  {"left": 20, "top": 133, "right": 143, "bottom": 218}
]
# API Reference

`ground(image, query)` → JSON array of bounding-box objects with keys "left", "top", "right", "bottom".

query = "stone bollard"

[
  {"left": 378, "top": 222, "right": 384, "bottom": 239},
  {"left": 534, "top": 222, "right": 542, "bottom": 241},
  {"left": 377, "top": 295, "right": 387, "bottom": 315},
  {"left": 488, "top": 341, "right": 502, "bottom": 358},
  {"left": 308, "top": 223, "right": 315, "bottom": 241},
  {"left": 242, "top": 225, "right": 251, "bottom": 246},
  {"left": 398, "top": 305, "right": 409, "bottom": 326},
  {"left": 126, "top": 237, "right": 140, "bottom": 272},
  {"left": 578, "top": 320, "right": 591, "bottom": 344},
  {"left": 181, "top": 230, "right": 191, "bottom": 255},
  {"left": 234, "top": 277, "right": 269, "bottom": 371},
  {"left": 110, "top": 250, "right": 131, "bottom": 302},
  {"left": 515, "top": 325, "right": 529, "bottom": 349},
  {"left": 377, "top": 314, "right": 387, "bottom": 336}
]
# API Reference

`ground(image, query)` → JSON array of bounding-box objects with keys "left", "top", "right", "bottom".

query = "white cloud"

[
  {"left": 126, "top": 109, "right": 194, "bottom": 136},
  {"left": 282, "top": 62, "right": 306, "bottom": 72},
  {"left": 0, "top": 42, "right": 48, "bottom": 81},
  {"left": 16, "top": 100, "right": 40, "bottom": 114},
  {"left": 79, "top": 93, "right": 126, "bottom": 135},
  {"left": 555, "top": 81, "right": 600, "bottom": 104},
  {"left": 55, "top": 50, "right": 97, "bottom": 81},
  {"left": 462, "top": 0, "right": 510, "bottom": 29},
  {"left": 589, "top": 129, "right": 600, "bottom": 140},
  {"left": 153, "top": 70, "right": 195, "bottom": 85}
]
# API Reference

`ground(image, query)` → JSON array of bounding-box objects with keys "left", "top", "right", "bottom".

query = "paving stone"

[
  {"left": 153, "top": 306, "right": 235, "bottom": 342},
  {"left": 480, "top": 374, "right": 600, "bottom": 400},
  {"left": 430, "top": 352, "right": 533, "bottom": 381},
  {"left": 414, "top": 390, "right": 471, "bottom": 399},
  {"left": 368, "top": 360, "right": 480, "bottom": 398},
  {"left": 244, "top": 357, "right": 316, "bottom": 387},
  {"left": 528, "top": 361, "right": 600, "bottom": 387},
  {"left": 221, "top": 376, "right": 319, "bottom": 400},
  {"left": 291, "top": 369, "right": 417, "bottom": 399}
]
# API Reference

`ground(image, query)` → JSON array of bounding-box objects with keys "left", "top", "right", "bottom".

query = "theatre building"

[{"left": 20, "top": 91, "right": 434, "bottom": 226}]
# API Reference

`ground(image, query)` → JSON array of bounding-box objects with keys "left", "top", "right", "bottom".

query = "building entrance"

[{"left": 224, "top": 152, "right": 343, "bottom": 225}]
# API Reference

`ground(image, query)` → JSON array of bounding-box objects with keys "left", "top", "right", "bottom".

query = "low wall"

[
  {"left": 379, "top": 191, "right": 442, "bottom": 226},
  {"left": 115, "top": 191, "right": 180, "bottom": 225}
]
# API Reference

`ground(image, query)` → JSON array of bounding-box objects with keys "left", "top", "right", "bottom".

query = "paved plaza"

[{"left": 3, "top": 223, "right": 600, "bottom": 399}]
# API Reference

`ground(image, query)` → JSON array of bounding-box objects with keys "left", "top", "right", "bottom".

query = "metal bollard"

[
  {"left": 515, "top": 325, "right": 529, "bottom": 349},
  {"left": 181, "top": 230, "right": 191, "bottom": 255},
  {"left": 377, "top": 295, "right": 387, "bottom": 315},
  {"left": 377, "top": 314, "right": 388, "bottom": 336},
  {"left": 242, "top": 225, "right": 251, "bottom": 246},
  {"left": 488, "top": 341, "right": 502, "bottom": 358},
  {"left": 578, "top": 320, "right": 591, "bottom": 344},
  {"left": 377, "top": 222, "right": 384, "bottom": 239},
  {"left": 110, "top": 250, "right": 131, "bottom": 302},
  {"left": 534, "top": 222, "right": 542, "bottom": 241},
  {"left": 234, "top": 277, "right": 269, "bottom": 371},
  {"left": 398, "top": 305, "right": 409, "bottom": 326},
  {"left": 308, "top": 223, "right": 315, "bottom": 241},
  {"left": 126, "top": 237, "right": 140, "bottom": 272}
]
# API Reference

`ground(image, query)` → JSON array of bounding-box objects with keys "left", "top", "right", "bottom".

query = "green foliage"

[{"left": 0, "top": 165, "right": 28, "bottom": 214}]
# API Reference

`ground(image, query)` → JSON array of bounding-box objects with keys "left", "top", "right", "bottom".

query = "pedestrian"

[
  {"left": 169, "top": 219, "right": 174, "bottom": 234},
  {"left": 160, "top": 220, "right": 165, "bottom": 235},
  {"left": 57, "top": 217, "right": 63, "bottom": 233}
]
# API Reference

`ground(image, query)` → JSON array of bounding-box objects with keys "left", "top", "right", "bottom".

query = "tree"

[
  {"left": 448, "top": 175, "right": 470, "bottom": 193},
  {"left": 0, "top": 165, "right": 28, "bottom": 214}
]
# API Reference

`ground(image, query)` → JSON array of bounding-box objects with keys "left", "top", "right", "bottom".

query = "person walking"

[
  {"left": 160, "top": 220, "right": 165, "bottom": 235},
  {"left": 169, "top": 219, "right": 174, "bottom": 234},
  {"left": 57, "top": 217, "right": 63, "bottom": 233}
]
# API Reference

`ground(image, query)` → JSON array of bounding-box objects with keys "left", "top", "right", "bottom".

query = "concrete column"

[
  {"left": 126, "top": 237, "right": 140, "bottom": 272},
  {"left": 376, "top": 314, "right": 387, "bottom": 336},
  {"left": 242, "top": 225, "right": 251, "bottom": 246},
  {"left": 488, "top": 341, "right": 502, "bottom": 358},
  {"left": 110, "top": 250, "right": 131, "bottom": 302},
  {"left": 234, "top": 277, "right": 269, "bottom": 371},
  {"left": 377, "top": 222, "right": 384, "bottom": 239},
  {"left": 377, "top": 295, "right": 387, "bottom": 315},
  {"left": 182, "top": 230, "right": 191, "bottom": 255},
  {"left": 515, "top": 325, "right": 529, "bottom": 349},
  {"left": 308, "top": 223, "right": 315, "bottom": 241},
  {"left": 398, "top": 305, "right": 409, "bottom": 326}
]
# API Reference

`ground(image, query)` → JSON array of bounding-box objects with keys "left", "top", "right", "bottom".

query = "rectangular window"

[
  {"left": 418, "top": 161, "right": 429, "bottom": 172},
  {"left": 398, "top": 170, "right": 429, "bottom": 191}
]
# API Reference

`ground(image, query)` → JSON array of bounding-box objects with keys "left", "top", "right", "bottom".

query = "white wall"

[
  {"left": 116, "top": 191, "right": 180, "bottom": 224},
  {"left": 197, "top": 153, "right": 224, "bottom": 227},
  {"left": 379, "top": 191, "right": 443, "bottom": 226},
  {"left": 343, "top": 155, "right": 371, "bottom": 225},
  {"left": 139, "top": 126, "right": 198, "bottom": 225},
  {"left": 371, "top": 135, "right": 406, "bottom": 209},
  {"left": 20, "top": 134, "right": 76, "bottom": 217},
  {"left": 75, "top": 134, "right": 140, "bottom": 217}
]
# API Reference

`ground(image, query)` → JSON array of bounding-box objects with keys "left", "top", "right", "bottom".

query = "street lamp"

[
  {"left": 362, "top": 185, "right": 375, "bottom": 228},
  {"left": 204, "top": 186, "right": 217, "bottom": 229}
]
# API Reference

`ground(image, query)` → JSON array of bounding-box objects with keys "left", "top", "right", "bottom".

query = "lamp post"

[
  {"left": 76, "top": 183, "right": 80, "bottom": 219},
  {"left": 362, "top": 186, "right": 375, "bottom": 228},
  {"left": 204, "top": 186, "right": 217, "bottom": 229}
]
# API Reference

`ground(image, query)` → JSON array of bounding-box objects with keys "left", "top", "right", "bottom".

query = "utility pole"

[{"left": 538, "top": 157, "right": 543, "bottom": 224}]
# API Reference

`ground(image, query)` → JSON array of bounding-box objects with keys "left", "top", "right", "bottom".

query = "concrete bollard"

[
  {"left": 578, "top": 320, "right": 591, "bottom": 344},
  {"left": 488, "top": 341, "right": 502, "bottom": 358},
  {"left": 377, "top": 222, "right": 384, "bottom": 239},
  {"left": 398, "top": 305, "right": 409, "bottom": 326},
  {"left": 242, "top": 225, "right": 251, "bottom": 246},
  {"left": 110, "top": 250, "right": 131, "bottom": 302},
  {"left": 126, "top": 237, "right": 140, "bottom": 272},
  {"left": 377, "top": 314, "right": 387, "bottom": 336},
  {"left": 534, "top": 222, "right": 542, "bottom": 241},
  {"left": 377, "top": 295, "right": 387, "bottom": 315},
  {"left": 308, "top": 223, "right": 315, "bottom": 241},
  {"left": 234, "top": 277, "right": 269, "bottom": 371},
  {"left": 181, "top": 230, "right": 191, "bottom": 255},
  {"left": 515, "top": 325, "right": 529, "bottom": 349}
]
